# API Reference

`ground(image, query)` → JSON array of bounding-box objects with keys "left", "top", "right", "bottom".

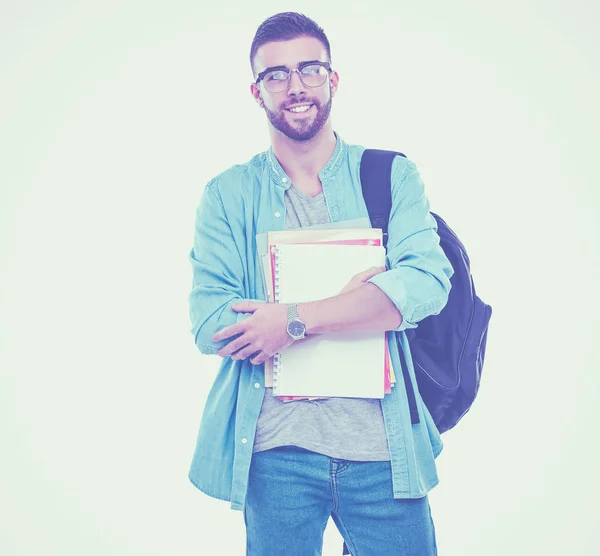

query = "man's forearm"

[{"left": 297, "top": 282, "right": 402, "bottom": 335}]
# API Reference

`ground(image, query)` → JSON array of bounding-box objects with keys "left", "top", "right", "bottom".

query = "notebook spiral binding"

[{"left": 272, "top": 246, "right": 282, "bottom": 395}]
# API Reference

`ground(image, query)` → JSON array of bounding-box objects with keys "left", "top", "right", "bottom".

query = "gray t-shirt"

[{"left": 252, "top": 184, "right": 390, "bottom": 461}]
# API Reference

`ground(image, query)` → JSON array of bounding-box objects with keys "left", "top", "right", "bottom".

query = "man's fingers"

[
  {"left": 355, "top": 266, "right": 386, "bottom": 281},
  {"left": 231, "top": 300, "right": 263, "bottom": 313},
  {"left": 213, "top": 322, "right": 246, "bottom": 343},
  {"left": 340, "top": 266, "right": 386, "bottom": 295},
  {"left": 217, "top": 336, "right": 250, "bottom": 357},
  {"left": 368, "top": 265, "right": 387, "bottom": 276},
  {"left": 250, "top": 352, "right": 268, "bottom": 365},
  {"left": 339, "top": 281, "right": 357, "bottom": 294},
  {"left": 232, "top": 344, "right": 259, "bottom": 360}
]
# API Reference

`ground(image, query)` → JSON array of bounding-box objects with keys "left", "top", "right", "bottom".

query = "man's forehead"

[{"left": 254, "top": 36, "right": 327, "bottom": 72}]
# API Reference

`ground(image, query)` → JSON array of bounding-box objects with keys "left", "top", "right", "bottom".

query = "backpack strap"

[
  {"left": 360, "top": 149, "right": 420, "bottom": 426},
  {"left": 360, "top": 149, "right": 406, "bottom": 248}
]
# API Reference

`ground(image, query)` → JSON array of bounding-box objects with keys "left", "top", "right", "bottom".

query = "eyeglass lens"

[{"left": 263, "top": 64, "right": 328, "bottom": 92}]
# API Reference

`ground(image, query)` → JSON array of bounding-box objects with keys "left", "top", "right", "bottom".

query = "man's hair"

[{"left": 250, "top": 12, "right": 331, "bottom": 75}]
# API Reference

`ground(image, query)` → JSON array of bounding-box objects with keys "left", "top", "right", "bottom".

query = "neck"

[{"left": 270, "top": 122, "right": 337, "bottom": 181}]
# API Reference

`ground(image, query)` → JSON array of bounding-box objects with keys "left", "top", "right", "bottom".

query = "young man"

[{"left": 188, "top": 12, "right": 453, "bottom": 556}]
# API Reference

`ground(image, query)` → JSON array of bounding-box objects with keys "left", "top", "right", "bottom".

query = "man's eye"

[
  {"left": 267, "top": 71, "right": 288, "bottom": 81},
  {"left": 301, "top": 65, "right": 322, "bottom": 75}
]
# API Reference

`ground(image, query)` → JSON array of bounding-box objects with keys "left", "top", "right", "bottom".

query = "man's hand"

[
  {"left": 213, "top": 266, "right": 387, "bottom": 364},
  {"left": 212, "top": 301, "right": 295, "bottom": 365},
  {"left": 339, "top": 266, "right": 387, "bottom": 295}
]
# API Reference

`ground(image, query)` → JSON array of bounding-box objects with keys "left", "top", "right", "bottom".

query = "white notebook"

[{"left": 272, "top": 243, "right": 386, "bottom": 398}]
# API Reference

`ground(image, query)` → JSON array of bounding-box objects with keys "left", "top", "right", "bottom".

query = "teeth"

[{"left": 289, "top": 105, "right": 311, "bottom": 113}]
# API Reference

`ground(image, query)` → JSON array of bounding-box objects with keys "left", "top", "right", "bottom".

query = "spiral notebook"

[{"left": 272, "top": 243, "right": 387, "bottom": 398}]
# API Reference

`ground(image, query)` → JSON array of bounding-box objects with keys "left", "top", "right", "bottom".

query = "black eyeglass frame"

[{"left": 254, "top": 61, "right": 333, "bottom": 89}]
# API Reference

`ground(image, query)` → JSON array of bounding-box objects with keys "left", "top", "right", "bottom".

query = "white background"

[{"left": 1, "top": 1, "right": 599, "bottom": 554}]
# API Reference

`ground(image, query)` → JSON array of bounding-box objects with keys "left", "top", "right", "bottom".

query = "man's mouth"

[{"left": 285, "top": 103, "right": 314, "bottom": 114}]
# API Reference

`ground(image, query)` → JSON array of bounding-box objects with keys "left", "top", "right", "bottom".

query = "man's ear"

[
  {"left": 250, "top": 83, "right": 264, "bottom": 107},
  {"left": 330, "top": 71, "right": 339, "bottom": 97}
]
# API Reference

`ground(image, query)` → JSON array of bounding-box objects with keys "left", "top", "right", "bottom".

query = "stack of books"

[{"left": 257, "top": 224, "right": 396, "bottom": 401}]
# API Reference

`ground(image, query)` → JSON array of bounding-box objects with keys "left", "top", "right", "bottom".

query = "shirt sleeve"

[
  {"left": 367, "top": 157, "right": 454, "bottom": 332},
  {"left": 188, "top": 180, "right": 261, "bottom": 355}
]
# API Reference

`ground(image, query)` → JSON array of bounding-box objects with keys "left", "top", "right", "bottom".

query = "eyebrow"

[{"left": 261, "top": 60, "right": 323, "bottom": 73}]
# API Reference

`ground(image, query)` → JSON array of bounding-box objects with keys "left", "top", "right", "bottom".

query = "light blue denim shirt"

[{"left": 188, "top": 134, "right": 454, "bottom": 511}]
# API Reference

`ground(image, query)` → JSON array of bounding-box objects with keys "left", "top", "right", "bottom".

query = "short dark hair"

[{"left": 250, "top": 12, "right": 331, "bottom": 75}]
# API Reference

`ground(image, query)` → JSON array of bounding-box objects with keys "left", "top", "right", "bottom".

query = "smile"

[{"left": 286, "top": 104, "right": 313, "bottom": 113}]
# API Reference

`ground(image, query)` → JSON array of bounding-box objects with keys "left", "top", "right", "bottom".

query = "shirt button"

[
  {"left": 254, "top": 383, "right": 261, "bottom": 389},
  {"left": 241, "top": 438, "right": 248, "bottom": 444},
  {"left": 282, "top": 177, "right": 288, "bottom": 183},
  {"left": 274, "top": 212, "right": 281, "bottom": 218}
]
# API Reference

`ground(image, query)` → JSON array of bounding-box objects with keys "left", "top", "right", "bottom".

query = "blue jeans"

[{"left": 244, "top": 446, "right": 437, "bottom": 556}]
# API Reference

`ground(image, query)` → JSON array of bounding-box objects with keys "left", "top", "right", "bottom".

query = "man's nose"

[{"left": 287, "top": 70, "right": 307, "bottom": 97}]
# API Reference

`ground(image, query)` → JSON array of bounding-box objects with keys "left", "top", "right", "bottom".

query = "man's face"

[{"left": 251, "top": 36, "right": 339, "bottom": 141}]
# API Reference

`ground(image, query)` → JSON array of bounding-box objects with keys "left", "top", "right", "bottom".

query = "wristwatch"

[{"left": 286, "top": 304, "right": 306, "bottom": 341}]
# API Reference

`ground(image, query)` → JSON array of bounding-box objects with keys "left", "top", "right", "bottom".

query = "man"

[{"left": 188, "top": 12, "right": 453, "bottom": 556}]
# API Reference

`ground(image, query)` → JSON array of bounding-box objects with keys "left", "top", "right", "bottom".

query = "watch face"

[{"left": 287, "top": 320, "right": 306, "bottom": 338}]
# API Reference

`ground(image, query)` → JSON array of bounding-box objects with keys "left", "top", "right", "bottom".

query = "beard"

[{"left": 264, "top": 95, "right": 333, "bottom": 141}]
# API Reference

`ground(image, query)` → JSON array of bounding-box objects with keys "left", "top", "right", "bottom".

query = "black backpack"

[{"left": 360, "top": 149, "right": 493, "bottom": 434}]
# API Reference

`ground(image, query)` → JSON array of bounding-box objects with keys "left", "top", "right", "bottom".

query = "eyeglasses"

[{"left": 255, "top": 61, "right": 333, "bottom": 93}]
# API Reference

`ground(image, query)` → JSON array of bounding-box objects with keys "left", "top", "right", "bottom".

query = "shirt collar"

[{"left": 267, "top": 132, "right": 346, "bottom": 188}]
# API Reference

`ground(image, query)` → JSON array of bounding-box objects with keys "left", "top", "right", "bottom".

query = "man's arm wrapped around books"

[
  {"left": 190, "top": 157, "right": 453, "bottom": 361},
  {"left": 188, "top": 180, "right": 259, "bottom": 356},
  {"left": 366, "top": 158, "right": 454, "bottom": 332}
]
